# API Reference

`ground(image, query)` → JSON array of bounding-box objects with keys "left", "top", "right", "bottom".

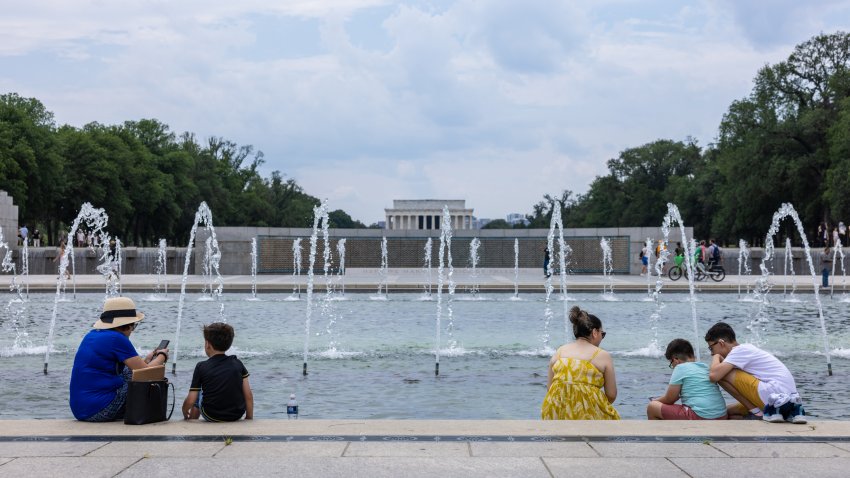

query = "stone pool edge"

[{"left": 1, "top": 420, "right": 847, "bottom": 440}]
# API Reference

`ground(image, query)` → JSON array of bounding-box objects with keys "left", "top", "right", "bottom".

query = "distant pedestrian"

[
  {"left": 821, "top": 247, "right": 832, "bottom": 288},
  {"left": 19, "top": 224, "right": 28, "bottom": 246},
  {"left": 655, "top": 240, "right": 667, "bottom": 274},
  {"left": 833, "top": 228, "right": 840, "bottom": 249},
  {"left": 32, "top": 228, "right": 41, "bottom": 247},
  {"left": 54, "top": 238, "right": 70, "bottom": 279},
  {"left": 543, "top": 248, "right": 551, "bottom": 278},
  {"left": 640, "top": 244, "right": 649, "bottom": 275},
  {"left": 674, "top": 242, "right": 685, "bottom": 268},
  {"left": 76, "top": 229, "right": 86, "bottom": 248},
  {"left": 708, "top": 239, "right": 722, "bottom": 269}
]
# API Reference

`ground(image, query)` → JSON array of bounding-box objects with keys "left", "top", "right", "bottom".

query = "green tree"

[
  {"left": 328, "top": 209, "right": 366, "bottom": 228},
  {"left": 0, "top": 93, "right": 64, "bottom": 237},
  {"left": 556, "top": 139, "right": 705, "bottom": 230},
  {"left": 481, "top": 219, "right": 513, "bottom": 229},
  {"left": 713, "top": 31, "right": 850, "bottom": 241}
]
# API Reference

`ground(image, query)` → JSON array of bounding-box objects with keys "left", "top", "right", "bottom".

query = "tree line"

[
  {"left": 488, "top": 32, "right": 850, "bottom": 246},
  {"left": 0, "top": 99, "right": 369, "bottom": 246}
]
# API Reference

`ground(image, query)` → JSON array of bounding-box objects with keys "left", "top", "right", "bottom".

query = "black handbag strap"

[{"left": 166, "top": 382, "right": 176, "bottom": 420}]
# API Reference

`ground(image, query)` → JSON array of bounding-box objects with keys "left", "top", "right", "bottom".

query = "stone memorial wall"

[{"left": 0, "top": 190, "right": 18, "bottom": 247}]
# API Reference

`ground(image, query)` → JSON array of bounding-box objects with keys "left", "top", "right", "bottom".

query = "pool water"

[{"left": 1, "top": 291, "right": 848, "bottom": 420}]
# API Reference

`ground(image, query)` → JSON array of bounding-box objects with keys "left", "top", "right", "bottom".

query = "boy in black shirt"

[{"left": 182, "top": 322, "right": 254, "bottom": 421}]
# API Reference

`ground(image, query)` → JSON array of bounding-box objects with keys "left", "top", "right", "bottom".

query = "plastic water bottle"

[{"left": 287, "top": 393, "right": 298, "bottom": 419}]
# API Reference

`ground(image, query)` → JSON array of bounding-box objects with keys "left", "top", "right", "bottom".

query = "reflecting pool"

[{"left": 1, "top": 292, "right": 848, "bottom": 419}]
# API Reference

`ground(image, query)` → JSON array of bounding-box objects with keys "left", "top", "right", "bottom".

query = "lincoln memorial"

[{"left": 384, "top": 200, "right": 475, "bottom": 230}]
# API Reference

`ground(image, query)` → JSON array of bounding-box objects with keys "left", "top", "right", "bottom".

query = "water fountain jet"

[
  {"left": 154, "top": 238, "right": 168, "bottom": 296},
  {"left": 755, "top": 203, "right": 832, "bottom": 375},
  {"left": 830, "top": 242, "right": 846, "bottom": 299},
  {"left": 513, "top": 239, "right": 519, "bottom": 299},
  {"left": 292, "top": 238, "right": 303, "bottom": 298},
  {"left": 434, "top": 206, "right": 454, "bottom": 375},
  {"left": 600, "top": 237, "right": 614, "bottom": 298},
  {"left": 542, "top": 202, "right": 570, "bottom": 349},
  {"left": 171, "top": 202, "right": 222, "bottom": 375},
  {"left": 738, "top": 240, "right": 751, "bottom": 300},
  {"left": 250, "top": 237, "right": 258, "bottom": 300},
  {"left": 302, "top": 201, "right": 330, "bottom": 376},
  {"left": 468, "top": 237, "right": 481, "bottom": 298},
  {"left": 336, "top": 239, "right": 347, "bottom": 297},
  {"left": 423, "top": 238, "right": 433, "bottom": 297},
  {"left": 45, "top": 203, "right": 110, "bottom": 374},
  {"left": 656, "top": 204, "right": 701, "bottom": 360},
  {"left": 377, "top": 237, "right": 388, "bottom": 298}
]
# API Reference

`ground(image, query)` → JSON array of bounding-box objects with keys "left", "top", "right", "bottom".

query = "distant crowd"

[
  {"left": 16, "top": 224, "right": 104, "bottom": 249},
  {"left": 818, "top": 221, "right": 848, "bottom": 248}
]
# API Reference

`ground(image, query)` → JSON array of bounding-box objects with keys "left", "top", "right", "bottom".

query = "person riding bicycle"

[
  {"left": 674, "top": 242, "right": 684, "bottom": 268},
  {"left": 708, "top": 239, "right": 722, "bottom": 271}
]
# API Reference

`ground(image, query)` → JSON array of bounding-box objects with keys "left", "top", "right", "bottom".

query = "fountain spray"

[
  {"left": 756, "top": 203, "right": 831, "bottom": 375},
  {"left": 738, "top": 240, "right": 751, "bottom": 300},
  {"left": 424, "top": 237, "right": 433, "bottom": 297},
  {"left": 172, "top": 202, "right": 222, "bottom": 375},
  {"left": 513, "top": 238, "right": 519, "bottom": 299},
  {"left": 600, "top": 237, "right": 614, "bottom": 296},
  {"left": 469, "top": 237, "right": 481, "bottom": 298},
  {"left": 250, "top": 237, "right": 258, "bottom": 299},
  {"left": 542, "top": 201, "right": 569, "bottom": 349},
  {"left": 303, "top": 201, "right": 329, "bottom": 376},
  {"left": 657, "top": 204, "right": 701, "bottom": 361},
  {"left": 377, "top": 237, "right": 388, "bottom": 298},
  {"left": 435, "top": 206, "right": 454, "bottom": 375},
  {"left": 155, "top": 238, "right": 167, "bottom": 296},
  {"left": 45, "top": 203, "right": 110, "bottom": 374},
  {"left": 292, "top": 238, "right": 303, "bottom": 298},
  {"left": 337, "top": 238, "right": 347, "bottom": 297}
]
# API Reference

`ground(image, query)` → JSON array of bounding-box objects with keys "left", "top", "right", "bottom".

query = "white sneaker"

[
  {"left": 790, "top": 414, "right": 807, "bottom": 424},
  {"left": 764, "top": 413, "right": 785, "bottom": 423}
]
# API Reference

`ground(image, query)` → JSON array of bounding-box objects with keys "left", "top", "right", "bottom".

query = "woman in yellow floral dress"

[{"left": 542, "top": 306, "right": 620, "bottom": 420}]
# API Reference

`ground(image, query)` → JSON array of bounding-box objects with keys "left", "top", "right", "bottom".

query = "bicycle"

[
  {"left": 668, "top": 261, "right": 726, "bottom": 282},
  {"left": 667, "top": 255, "right": 688, "bottom": 281},
  {"left": 697, "top": 261, "right": 726, "bottom": 282}
]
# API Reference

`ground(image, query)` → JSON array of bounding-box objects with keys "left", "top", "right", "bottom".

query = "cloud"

[
  {"left": 294, "top": 145, "right": 598, "bottom": 222},
  {"left": 468, "top": 0, "right": 588, "bottom": 74},
  {"left": 715, "top": 0, "right": 850, "bottom": 49},
  {"left": 2, "top": 0, "right": 850, "bottom": 224}
]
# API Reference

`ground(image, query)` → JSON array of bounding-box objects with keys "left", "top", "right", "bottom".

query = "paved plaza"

[
  {"left": 1, "top": 420, "right": 848, "bottom": 477},
  {"left": 0, "top": 269, "right": 833, "bottom": 293}
]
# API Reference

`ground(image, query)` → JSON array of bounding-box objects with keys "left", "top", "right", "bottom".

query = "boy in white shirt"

[{"left": 705, "top": 322, "right": 806, "bottom": 423}]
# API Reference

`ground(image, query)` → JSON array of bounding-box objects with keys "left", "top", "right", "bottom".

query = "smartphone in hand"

[{"left": 154, "top": 339, "right": 169, "bottom": 353}]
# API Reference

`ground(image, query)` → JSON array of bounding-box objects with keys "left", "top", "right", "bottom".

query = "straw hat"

[{"left": 93, "top": 297, "right": 145, "bottom": 330}]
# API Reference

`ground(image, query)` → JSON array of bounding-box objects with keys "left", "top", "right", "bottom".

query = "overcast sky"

[{"left": 2, "top": 1, "right": 848, "bottom": 224}]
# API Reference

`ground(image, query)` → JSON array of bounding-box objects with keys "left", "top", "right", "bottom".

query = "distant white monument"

[{"left": 384, "top": 200, "right": 475, "bottom": 230}]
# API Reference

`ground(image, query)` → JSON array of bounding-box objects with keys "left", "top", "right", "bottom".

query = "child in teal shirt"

[{"left": 647, "top": 339, "right": 728, "bottom": 420}]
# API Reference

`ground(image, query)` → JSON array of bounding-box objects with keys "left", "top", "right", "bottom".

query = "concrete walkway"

[
  {"left": 0, "top": 269, "right": 836, "bottom": 293},
  {"left": 1, "top": 420, "right": 848, "bottom": 477}
]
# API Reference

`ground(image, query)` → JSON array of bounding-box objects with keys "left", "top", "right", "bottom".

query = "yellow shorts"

[{"left": 731, "top": 370, "right": 764, "bottom": 412}]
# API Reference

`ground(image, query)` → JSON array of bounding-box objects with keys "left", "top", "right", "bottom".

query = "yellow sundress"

[{"left": 541, "top": 348, "right": 620, "bottom": 420}]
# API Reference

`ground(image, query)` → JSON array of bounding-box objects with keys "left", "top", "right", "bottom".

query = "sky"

[{"left": 2, "top": 1, "right": 849, "bottom": 224}]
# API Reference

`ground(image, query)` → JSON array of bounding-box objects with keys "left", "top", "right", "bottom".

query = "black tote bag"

[{"left": 124, "top": 379, "right": 175, "bottom": 425}]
